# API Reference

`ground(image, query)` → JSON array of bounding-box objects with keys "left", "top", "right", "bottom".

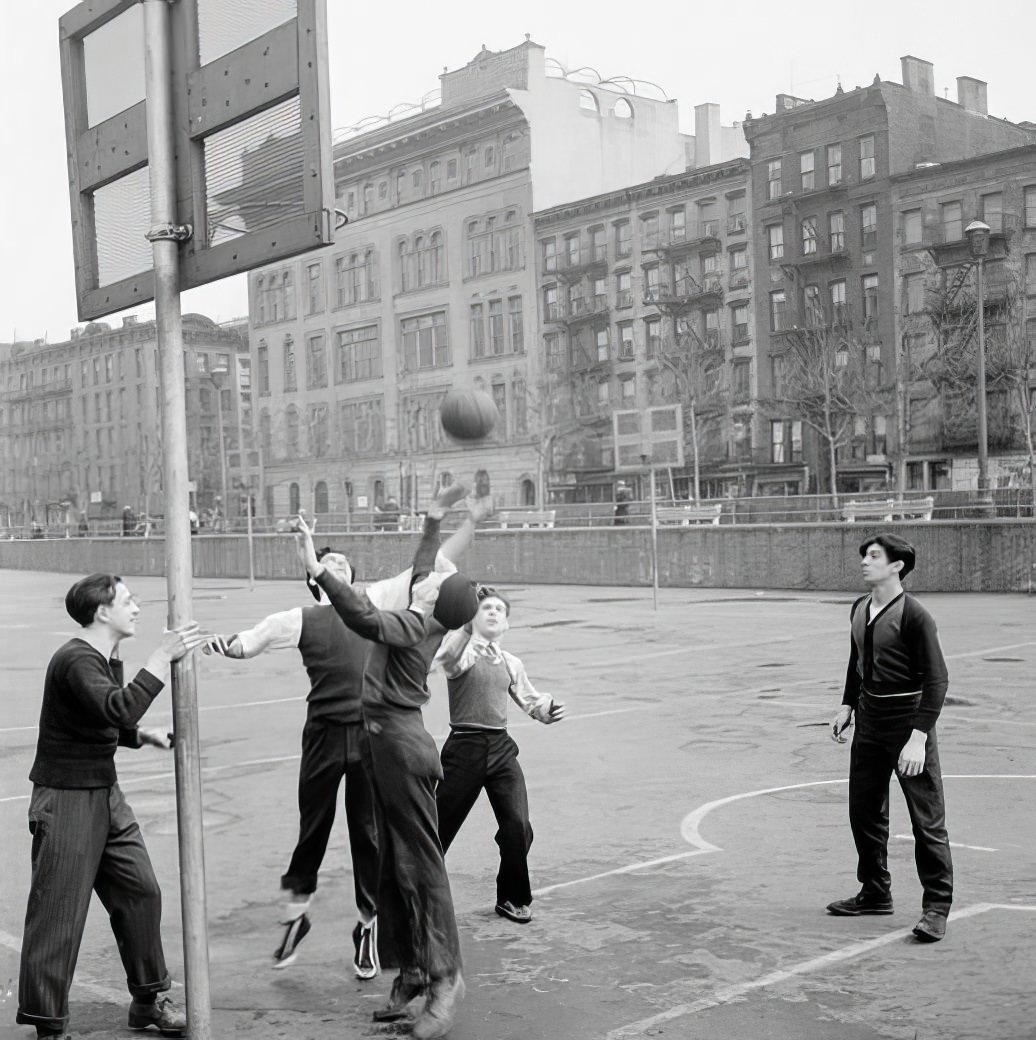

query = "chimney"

[
  {"left": 956, "top": 76, "right": 988, "bottom": 116},
  {"left": 694, "top": 103, "right": 722, "bottom": 167},
  {"left": 900, "top": 55, "right": 935, "bottom": 96}
]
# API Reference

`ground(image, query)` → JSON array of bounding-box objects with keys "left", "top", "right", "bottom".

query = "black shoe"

[
  {"left": 273, "top": 912, "right": 311, "bottom": 969},
  {"left": 372, "top": 973, "right": 426, "bottom": 1023},
  {"left": 128, "top": 995, "right": 187, "bottom": 1037},
  {"left": 352, "top": 918, "right": 379, "bottom": 979},
  {"left": 912, "top": 909, "right": 947, "bottom": 942},
  {"left": 495, "top": 900, "right": 533, "bottom": 924},
  {"left": 826, "top": 892, "right": 894, "bottom": 916}
]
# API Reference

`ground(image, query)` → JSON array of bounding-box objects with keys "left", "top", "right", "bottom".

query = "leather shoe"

[
  {"left": 826, "top": 892, "right": 893, "bottom": 916},
  {"left": 912, "top": 909, "right": 947, "bottom": 942},
  {"left": 411, "top": 973, "right": 465, "bottom": 1040},
  {"left": 371, "top": 972, "right": 426, "bottom": 1023},
  {"left": 128, "top": 995, "right": 187, "bottom": 1036}
]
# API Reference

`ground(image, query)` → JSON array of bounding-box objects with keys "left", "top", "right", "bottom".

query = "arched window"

[
  {"left": 314, "top": 480, "right": 328, "bottom": 514},
  {"left": 430, "top": 230, "right": 444, "bottom": 283},
  {"left": 415, "top": 235, "right": 427, "bottom": 286},
  {"left": 398, "top": 239, "right": 410, "bottom": 292},
  {"left": 474, "top": 469, "right": 491, "bottom": 498},
  {"left": 519, "top": 476, "right": 536, "bottom": 506},
  {"left": 579, "top": 89, "right": 599, "bottom": 113},
  {"left": 289, "top": 482, "right": 300, "bottom": 514},
  {"left": 396, "top": 170, "right": 406, "bottom": 199},
  {"left": 613, "top": 98, "right": 633, "bottom": 119},
  {"left": 373, "top": 478, "right": 384, "bottom": 506}
]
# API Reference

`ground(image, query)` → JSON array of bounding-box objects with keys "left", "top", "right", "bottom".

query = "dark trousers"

[
  {"left": 437, "top": 729, "right": 534, "bottom": 907},
  {"left": 17, "top": 784, "right": 170, "bottom": 1032},
  {"left": 848, "top": 710, "right": 953, "bottom": 913},
  {"left": 362, "top": 706, "right": 461, "bottom": 983},
  {"left": 280, "top": 718, "right": 378, "bottom": 922}
]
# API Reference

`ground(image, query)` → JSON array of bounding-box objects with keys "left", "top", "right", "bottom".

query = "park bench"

[
  {"left": 497, "top": 509, "right": 556, "bottom": 529},
  {"left": 654, "top": 503, "right": 723, "bottom": 526},
  {"left": 842, "top": 497, "right": 934, "bottom": 523}
]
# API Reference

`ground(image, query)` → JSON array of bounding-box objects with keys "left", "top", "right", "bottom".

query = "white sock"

[{"left": 284, "top": 897, "right": 311, "bottom": 920}]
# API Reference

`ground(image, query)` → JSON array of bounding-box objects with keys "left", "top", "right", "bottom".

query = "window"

[
  {"left": 640, "top": 212, "right": 659, "bottom": 249},
  {"left": 803, "top": 284, "right": 822, "bottom": 323},
  {"left": 767, "top": 158, "right": 782, "bottom": 200},
  {"left": 597, "top": 381, "right": 610, "bottom": 407},
  {"left": 508, "top": 296, "right": 524, "bottom": 353},
  {"left": 859, "top": 135, "right": 875, "bottom": 179},
  {"left": 543, "top": 284, "right": 559, "bottom": 321},
  {"left": 514, "top": 378, "right": 527, "bottom": 433},
  {"left": 860, "top": 203, "right": 878, "bottom": 250},
  {"left": 308, "top": 404, "right": 329, "bottom": 458},
  {"left": 469, "top": 304, "right": 485, "bottom": 358},
  {"left": 941, "top": 201, "right": 962, "bottom": 242},
  {"left": 589, "top": 226, "right": 606, "bottom": 260},
  {"left": 335, "top": 325, "right": 382, "bottom": 382},
  {"left": 339, "top": 398, "right": 385, "bottom": 455},
  {"left": 731, "top": 302, "right": 749, "bottom": 343},
  {"left": 596, "top": 327, "right": 610, "bottom": 362},
  {"left": 768, "top": 223, "right": 784, "bottom": 261},
  {"left": 378, "top": 180, "right": 388, "bottom": 200},
  {"left": 564, "top": 233, "right": 581, "bottom": 266},
  {"left": 484, "top": 146, "right": 495, "bottom": 168},
  {"left": 488, "top": 300, "right": 505, "bottom": 356},
  {"left": 429, "top": 230, "right": 445, "bottom": 283},
  {"left": 541, "top": 237, "right": 557, "bottom": 273},
  {"left": 827, "top": 144, "right": 842, "bottom": 186},
  {"left": 491, "top": 383, "right": 506, "bottom": 436},
  {"left": 645, "top": 317, "right": 661, "bottom": 357},
  {"left": 801, "top": 217, "right": 818, "bottom": 255},
  {"left": 613, "top": 98, "right": 633, "bottom": 119},
  {"left": 285, "top": 409, "right": 300, "bottom": 458},
  {"left": 732, "top": 361, "right": 751, "bottom": 401},
  {"left": 835, "top": 344, "right": 849, "bottom": 368},
  {"left": 306, "top": 332, "right": 327, "bottom": 389},
  {"left": 902, "top": 209, "right": 922, "bottom": 244},
  {"left": 982, "top": 192, "right": 1003, "bottom": 233},
  {"left": 257, "top": 343, "right": 269, "bottom": 394},
  {"left": 1026, "top": 186, "right": 1036, "bottom": 228},
  {"left": 468, "top": 212, "right": 522, "bottom": 278},
  {"left": 615, "top": 220, "right": 631, "bottom": 257},
  {"left": 615, "top": 270, "right": 632, "bottom": 307},
  {"left": 728, "top": 194, "right": 746, "bottom": 233},
  {"left": 413, "top": 169, "right": 422, "bottom": 190},
  {"left": 446, "top": 158, "right": 457, "bottom": 180},
  {"left": 502, "top": 132, "right": 522, "bottom": 171},
  {"left": 670, "top": 208, "right": 686, "bottom": 242},
  {"left": 829, "top": 211, "right": 845, "bottom": 251},
  {"left": 618, "top": 323, "right": 635, "bottom": 359},
  {"left": 770, "top": 420, "right": 786, "bottom": 463},
  {"left": 401, "top": 312, "right": 449, "bottom": 370},
  {"left": 621, "top": 378, "right": 636, "bottom": 402},
  {"left": 699, "top": 200, "right": 718, "bottom": 238},
  {"left": 731, "top": 248, "right": 748, "bottom": 272},
  {"left": 283, "top": 336, "right": 297, "bottom": 392},
  {"left": 304, "top": 262, "right": 324, "bottom": 315},
  {"left": 429, "top": 161, "right": 441, "bottom": 193},
  {"left": 396, "top": 170, "right": 406, "bottom": 199},
  {"left": 545, "top": 333, "right": 563, "bottom": 371},
  {"left": 335, "top": 249, "right": 377, "bottom": 306},
  {"left": 903, "top": 273, "right": 925, "bottom": 314},
  {"left": 800, "top": 151, "right": 815, "bottom": 191},
  {"left": 830, "top": 279, "right": 847, "bottom": 322},
  {"left": 769, "top": 290, "right": 787, "bottom": 331},
  {"left": 862, "top": 274, "right": 879, "bottom": 321}
]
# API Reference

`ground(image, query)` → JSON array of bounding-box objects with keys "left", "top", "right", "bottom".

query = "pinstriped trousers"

[{"left": 17, "top": 783, "right": 171, "bottom": 1032}]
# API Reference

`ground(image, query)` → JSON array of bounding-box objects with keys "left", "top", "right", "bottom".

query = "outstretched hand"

[
  {"left": 293, "top": 514, "right": 321, "bottom": 577},
  {"left": 138, "top": 726, "right": 174, "bottom": 750},
  {"left": 202, "top": 634, "right": 244, "bottom": 658},
  {"left": 542, "top": 699, "right": 566, "bottom": 725},
  {"left": 160, "top": 622, "right": 208, "bottom": 662},
  {"left": 410, "top": 571, "right": 446, "bottom": 614}
]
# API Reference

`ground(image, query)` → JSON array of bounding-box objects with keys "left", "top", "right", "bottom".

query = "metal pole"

[
  {"left": 975, "top": 256, "right": 993, "bottom": 514},
  {"left": 215, "top": 386, "right": 228, "bottom": 533},
  {"left": 233, "top": 357, "right": 255, "bottom": 589},
  {"left": 142, "top": 3, "right": 213, "bottom": 1037},
  {"left": 649, "top": 464, "right": 659, "bottom": 611}
]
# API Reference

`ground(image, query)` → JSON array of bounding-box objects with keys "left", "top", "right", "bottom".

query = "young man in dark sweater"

[
  {"left": 828, "top": 534, "right": 953, "bottom": 942},
  {"left": 16, "top": 574, "right": 207, "bottom": 1039}
]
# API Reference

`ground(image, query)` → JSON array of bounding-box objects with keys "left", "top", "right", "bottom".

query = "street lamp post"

[
  {"left": 964, "top": 220, "right": 994, "bottom": 515},
  {"left": 231, "top": 358, "right": 255, "bottom": 590},
  {"left": 209, "top": 367, "right": 229, "bottom": 532}
]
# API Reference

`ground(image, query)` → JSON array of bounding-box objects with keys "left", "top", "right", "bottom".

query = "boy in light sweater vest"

[{"left": 433, "top": 587, "right": 566, "bottom": 924}]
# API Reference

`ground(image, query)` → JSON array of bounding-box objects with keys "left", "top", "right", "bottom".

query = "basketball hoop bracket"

[{"left": 145, "top": 222, "right": 194, "bottom": 243}]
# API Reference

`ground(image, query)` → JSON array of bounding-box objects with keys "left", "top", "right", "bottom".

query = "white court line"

[
  {"left": 605, "top": 903, "right": 1036, "bottom": 1039},
  {"left": 0, "top": 928, "right": 127, "bottom": 1005},
  {"left": 532, "top": 774, "right": 1036, "bottom": 898},
  {"left": 893, "top": 833, "right": 997, "bottom": 852}
]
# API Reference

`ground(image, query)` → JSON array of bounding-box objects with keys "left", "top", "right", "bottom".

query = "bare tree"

[{"left": 763, "top": 310, "right": 889, "bottom": 502}]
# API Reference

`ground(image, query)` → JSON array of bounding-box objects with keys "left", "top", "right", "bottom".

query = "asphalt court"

[{"left": 1, "top": 569, "right": 1034, "bottom": 1040}]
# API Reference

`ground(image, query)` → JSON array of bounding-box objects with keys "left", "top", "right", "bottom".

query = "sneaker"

[
  {"left": 128, "top": 996, "right": 187, "bottom": 1037},
  {"left": 826, "top": 892, "right": 894, "bottom": 916},
  {"left": 352, "top": 918, "right": 379, "bottom": 979},
  {"left": 495, "top": 900, "right": 533, "bottom": 924},
  {"left": 273, "top": 912, "right": 311, "bottom": 969},
  {"left": 411, "top": 973, "right": 465, "bottom": 1040},
  {"left": 912, "top": 909, "right": 947, "bottom": 943},
  {"left": 372, "top": 972, "right": 426, "bottom": 1023}
]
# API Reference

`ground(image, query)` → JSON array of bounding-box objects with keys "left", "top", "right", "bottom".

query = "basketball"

[{"left": 439, "top": 389, "right": 498, "bottom": 441}]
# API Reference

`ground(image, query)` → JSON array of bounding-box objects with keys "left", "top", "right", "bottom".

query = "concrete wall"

[{"left": 3, "top": 523, "right": 1034, "bottom": 593}]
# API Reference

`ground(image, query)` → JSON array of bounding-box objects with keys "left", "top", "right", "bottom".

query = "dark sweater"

[
  {"left": 298, "top": 604, "right": 369, "bottom": 724},
  {"left": 29, "top": 638, "right": 164, "bottom": 788},
  {"left": 841, "top": 592, "right": 949, "bottom": 733}
]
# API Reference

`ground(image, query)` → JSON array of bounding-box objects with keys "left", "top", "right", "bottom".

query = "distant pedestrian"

[
  {"left": 613, "top": 481, "right": 633, "bottom": 525},
  {"left": 16, "top": 573, "right": 207, "bottom": 1039},
  {"left": 121, "top": 506, "right": 135, "bottom": 537},
  {"left": 77, "top": 513, "right": 89, "bottom": 538},
  {"left": 433, "top": 587, "right": 566, "bottom": 924},
  {"left": 827, "top": 534, "right": 953, "bottom": 943}
]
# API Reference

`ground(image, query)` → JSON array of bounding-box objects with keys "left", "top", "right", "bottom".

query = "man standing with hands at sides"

[
  {"left": 828, "top": 534, "right": 953, "bottom": 943},
  {"left": 433, "top": 587, "right": 566, "bottom": 925},
  {"left": 17, "top": 574, "right": 207, "bottom": 1040},
  {"left": 296, "top": 503, "right": 482, "bottom": 1040}
]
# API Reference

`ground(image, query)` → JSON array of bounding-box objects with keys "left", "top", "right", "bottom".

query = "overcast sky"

[{"left": 2, "top": 0, "right": 1033, "bottom": 342}]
